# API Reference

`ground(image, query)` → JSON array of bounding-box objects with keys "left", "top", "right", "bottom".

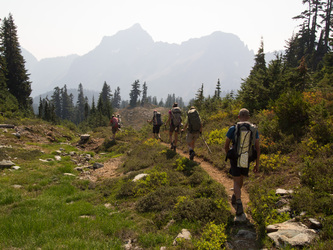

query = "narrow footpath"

[{"left": 161, "top": 142, "right": 260, "bottom": 250}]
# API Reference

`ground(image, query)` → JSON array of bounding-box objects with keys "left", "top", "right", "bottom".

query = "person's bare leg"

[
  {"left": 233, "top": 176, "right": 244, "bottom": 200},
  {"left": 174, "top": 132, "right": 178, "bottom": 146}
]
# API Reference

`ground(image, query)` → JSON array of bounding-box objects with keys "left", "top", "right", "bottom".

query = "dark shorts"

[
  {"left": 112, "top": 127, "right": 118, "bottom": 134},
  {"left": 229, "top": 159, "right": 249, "bottom": 177},
  {"left": 153, "top": 125, "right": 161, "bottom": 134},
  {"left": 169, "top": 123, "right": 180, "bottom": 133}
]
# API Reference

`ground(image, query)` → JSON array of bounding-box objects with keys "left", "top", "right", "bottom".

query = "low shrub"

[
  {"left": 248, "top": 186, "right": 290, "bottom": 240},
  {"left": 135, "top": 186, "right": 189, "bottom": 213},
  {"left": 194, "top": 222, "right": 227, "bottom": 250},
  {"left": 173, "top": 196, "right": 230, "bottom": 224},
  {"left": 259, "top": 152, "right": 289, "bottom": 174}
]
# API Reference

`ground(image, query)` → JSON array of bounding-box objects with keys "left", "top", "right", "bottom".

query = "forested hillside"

[{"left": 1, "top": 1, "right": 333, "bottom": 249}]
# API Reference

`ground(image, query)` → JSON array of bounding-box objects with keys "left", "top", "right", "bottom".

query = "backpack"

[
  {"left": 232, "top": 122, "right": 257, "bottom": 168},
  {"left": 154, "top": 112, "right": 163, "bottom": 126},
  {"left": 111, "top": 117, "right": 118, "bottom": 128},
  {"left": 187, "top": 109, "right": 201, "bottom": 133},
  {"left": 171, "top": 107, "right": 182, "bottom": 126}
]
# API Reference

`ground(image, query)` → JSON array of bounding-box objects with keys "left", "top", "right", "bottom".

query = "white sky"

[{"left": 1, "top": 0, "right": 305, "bottom": 61}]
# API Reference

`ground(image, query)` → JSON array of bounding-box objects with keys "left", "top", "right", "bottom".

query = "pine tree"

[
  {"left": 1, "top": 14, "right": 32, "bottom": 111},
  {"left": 90, "top": 96, "right": 96, "bottom": 115},
  {"left": 76, "top": 83, "right": 86, "bottom": 123},
  {"left": 214, "top": 79, "right": 221, "bottom": 99},
  {"left": 61, "top": 85, "right": 74, "bottom": 121},
  {"left": 194, "top": 83, "right": 204, "bottom": 110},
  {"left": 129, "top": 80, "right": 141, "bottom": 107},
  {"left": 141, "top": 82, "right": 148, "bottom": 106},
  {"left": 51, "top": 87, "right": 62, "bottom": 118},
  {"left": 98, "top": 81, "right": 113, "bottom": 118},
  {"left": 112, "top": 86, "right": 121, "bottom": 109},
  {"left": 238, "top": 39, "right": 269, "bottom": 112}
]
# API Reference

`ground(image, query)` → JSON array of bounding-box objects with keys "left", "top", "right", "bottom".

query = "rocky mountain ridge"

[{"left": 23, "top": 24, "right": 256, "bottom": 102}]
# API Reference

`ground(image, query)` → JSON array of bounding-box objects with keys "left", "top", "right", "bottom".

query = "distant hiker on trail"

[
  {"left": 182, "top": 106, "right": 202, "bottom": 160},
  {"left": 165, "top": 103, "right": 182, "bottom": 151},
  {"left": 224, "top": 108, "right": 260, "bottom": 216},
  {"left": 116, "top": 114, "right": 122, "bottom": 129},
  {"left": 109, "top": 115, "right": 119, "bottom": 140},
  {"left": 147, "top": 110, "right": 163, "bottom": 140}
]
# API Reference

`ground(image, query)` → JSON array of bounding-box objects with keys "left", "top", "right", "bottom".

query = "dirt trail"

[{"left": 161, "top": 142, "right": 250, "bottom": 213}]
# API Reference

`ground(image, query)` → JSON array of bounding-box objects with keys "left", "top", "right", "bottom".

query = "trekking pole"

[
  {"left": 201, "top": 134, "right": 212, "bottom": 154},
  {"left": 180, "top": 130, "right": 183, "bottom": 144}
]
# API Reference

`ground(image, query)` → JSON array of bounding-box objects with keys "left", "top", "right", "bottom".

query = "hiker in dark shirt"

[
  {"left": 165, "top": 103, "right": 182, "bottom": 151},
  {"left": 147, "top": 110, "right": 162, "bottom": 139},
  {"left": 182, "top": 106, "right": 202, "bottom": 160},
  {"left": 224, "top": 108, "right": 260, "bottom": 216}
]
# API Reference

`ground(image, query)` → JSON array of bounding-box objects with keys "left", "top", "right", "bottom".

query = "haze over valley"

[{"left": 22, "top": 24, "right": 277, "bottom": 104}]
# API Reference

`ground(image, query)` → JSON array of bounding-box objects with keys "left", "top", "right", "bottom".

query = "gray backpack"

[
  {"left": 171, "top": 107, "right": 182, "bottom": 126},
  {"left": 187, "top": 109, "right": 201, "bottom": 133}
]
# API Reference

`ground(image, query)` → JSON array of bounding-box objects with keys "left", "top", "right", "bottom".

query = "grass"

[{"left": 0, "top": 123, "right": 233, "bottom": 249}]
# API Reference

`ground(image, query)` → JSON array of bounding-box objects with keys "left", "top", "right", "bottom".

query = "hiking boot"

[
  {"left": 236, "top": 199, "right": 244, "bottom": 216},
  {"left": 170, "top": 142, "right": 174, "bottom": 150},
  {"left": 190, "top": 150, "right": 195, "bottom": 160},
  {"left": 173, "top": 146, "right": 177, "bottom": 151},
  {"left": 231, "top": 194, "right": 236, "bottom": 206}
]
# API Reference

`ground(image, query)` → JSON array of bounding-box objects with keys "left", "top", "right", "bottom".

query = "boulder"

[
  {"left": 133, "top": 173, "right": 148, "bottom": 182},
  {"left": 308, "top": 218, "right": 322, "bottom": 229},
  {"left": 0, "top": 124, "right": 15, "bottom": 128},
  {"left": 267, "top": 220, "right": 318, "bottom": 248},
  {"left": 276, "top": 188, "right": 294, "bottom": 196},
  {"left": 54, "top": 156, "right": 61, "bottom": 161},
  {"left": 173, "top": 229, "right": 191, "bottom": 246},
  {"left": 92, "top": 162, "right": 104, "bottom": 170},
  {"left": 0, "top": 160, "right": 15, "bottom": 169}
]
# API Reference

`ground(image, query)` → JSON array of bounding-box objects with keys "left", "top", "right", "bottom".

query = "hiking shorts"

[
  {"left": 169, "top": 123, "right": 180, "bottom": 133},
  {"left": 229, "top": 158, "right": 249, "bottom": 177},
  {"left": 112, "top": 127, "right": 118, "bottom": 134},
  {"left": 186, "top": 132, "right": 200, "bottom": 144},
  {"left": 153, "top": 125, "right": 161, "bottom": 134}
]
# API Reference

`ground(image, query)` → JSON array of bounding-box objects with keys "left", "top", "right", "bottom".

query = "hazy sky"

[{"left": 2, "top": 0, "right": 305, "bottom": 61}]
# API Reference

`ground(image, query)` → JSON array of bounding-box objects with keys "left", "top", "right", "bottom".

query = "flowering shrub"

[
  {"left": 194, "top": 222, "right": 227, "bottom": 250},
  {"left": 143, "top": 138, "right": 160, "bottom": 147},
  {"left": 260, "top": 152, "right": 289, "bottom": 174},
  {"left": 208, "top": 111, "right": 228, "bottom": 122},
  {"left": 301, "top": 137, "right": 331, "bottom": 160},
  {"left": 135, "top": 168, "right": 169, "bottom": 195},
  {"left": 207, "top": 127, "right": 229, "bottom": 145}
]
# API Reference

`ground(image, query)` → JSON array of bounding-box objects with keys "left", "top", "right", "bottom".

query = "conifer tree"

[
  {"left": 214, "top": 79, "right": 221, "bottom": 99},
  {"left": 98, "top": 81, "right": 113, "bottom": 118},
  {"left": 112, "top": 86, "right": 121, "bottom": 109},
  {"left": 194, "top": 83, "right": 204, "bottom": 110},
  {"left": 90, "top": 96, "right": 96, "bottom": 115},
  {"left": 1, "top": 14, "right": 32, "bottom": 111},
  {"left": 238, "top": 39, "right": 269, "bottom": 112},
  {"left": 129, "top": 79, "right": 141, "bottom": 107},
  {"left": 61, "top": 85, "right": 74, "bottom": 121},
  {"left": 76, "top": 83, "right": 86, "bottom": 123},
  {"left": 141, "top": 82, "right": 148, "bottom": 106},
  {"left": 51, "top": 87, "right": 62, "bottom": 118}
]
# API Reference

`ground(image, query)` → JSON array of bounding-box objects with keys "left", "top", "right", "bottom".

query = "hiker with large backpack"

[
  {"left": 147, "top": 110, "right": 163, "bottom": 139},
  {"left": 165, "top": 103, "right": 182, "bottom": 151},
  {"left": 224, "top": 108, "right": 260, "bottom": 216},
  {"left": 109, "top": 114, "right": 119, "bottom": 140},
  {"left": 182, "top": 106, "right": 202, "bottom": 160}
]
